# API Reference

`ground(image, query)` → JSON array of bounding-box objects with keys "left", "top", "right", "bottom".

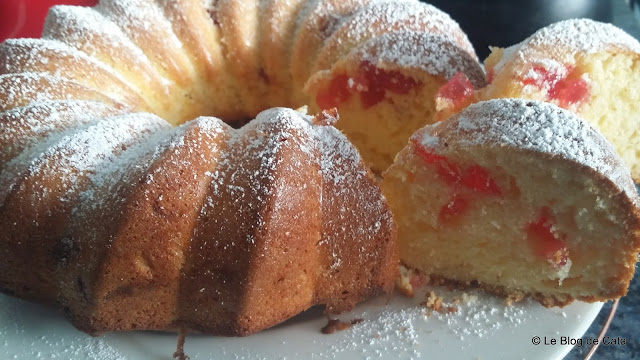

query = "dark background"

[{"left": 422, "top": 0, "right": 613, "bottom": 59}]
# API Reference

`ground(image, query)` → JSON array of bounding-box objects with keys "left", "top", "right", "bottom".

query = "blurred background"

[
  {"left": 422, "top": 0, "right": 640, "bottom": 59},
  {"left": 2, "top": 1, "right": 640, "bottom": 55}
]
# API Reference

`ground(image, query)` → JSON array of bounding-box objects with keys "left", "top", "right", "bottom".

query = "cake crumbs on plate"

[
  {"left": 321, "top": 318, "right": 364, "bottom": 334},
  {"left": 173, "top": 327, "right": 189, "bottom": 360},
  {"left": 395, "top": 264, "right": 429, "bottom": 297},
  {"left": 504, "top": 291, "right": 526, "bottom": 306},
  {"left": 424, "top": 291, "right": 443, "bottom": 312}
]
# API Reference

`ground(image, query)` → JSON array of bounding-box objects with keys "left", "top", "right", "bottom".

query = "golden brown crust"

[
  {"left": 212, "top": 0, "right": 269, "bottom": 117},
  {"left": 0, "top": 101, "right": 125, "bottom": 167},
  {"left": 0, "top": 0, "right": 487, "bottom": 337},
  {"left": 260, "top": 0, "right": 308, "bottom": 107},
  {"left": 311, "top": 1, "right": 477, "bottom": 75}
]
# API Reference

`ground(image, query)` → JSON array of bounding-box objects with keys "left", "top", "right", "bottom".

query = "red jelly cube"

[
  {"left": 435, "top": 72, "right": 475, "bottom": 109},
  {"left": 526, "top": 207, "right": 568, "bottom": 267}
]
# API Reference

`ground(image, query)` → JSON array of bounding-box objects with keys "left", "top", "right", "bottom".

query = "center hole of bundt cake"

[{"left": 226, "top": 117, "right": 257, "bottom": 129}]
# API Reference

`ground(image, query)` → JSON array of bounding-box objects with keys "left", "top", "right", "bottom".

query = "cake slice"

[
  {"left": 382, "top": 98, "right": 640, "bottom": 306},
  {"left": 437, "top": 19, "right": 640, "bottom": 181},
  {"left": 305, "top": 31, "right": 485, "bottom": 173}
]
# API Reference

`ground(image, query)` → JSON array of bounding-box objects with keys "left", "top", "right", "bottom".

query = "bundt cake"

[
  {"left": 437, "top": 19, "right": 640, "bottom": 181},
  {"left": 6, "top": 0, "right": 519, "bottom": 335},
  {"left": 382, "top": 99, "right": 640, "bottom": 307},
  {"left": 0, "top": 105, "right": 398, "bottom": 335},
  {"left": 0, "top": 0, "right": 486, "bottom": 174}
]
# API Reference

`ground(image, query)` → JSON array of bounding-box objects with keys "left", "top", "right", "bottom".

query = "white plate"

[{"left": 0, "top": 285, "right": 602, "bottom": 360}]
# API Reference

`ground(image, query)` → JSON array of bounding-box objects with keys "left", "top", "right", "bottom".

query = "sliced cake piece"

[
  {"left": 289, "top": 0, "right": 376, "bottom": 106},
  {"left": 305, "top": 31, "right": 486, "bottom": 173},
  {"left": 382, "top": 98, "right": 640, "bottom": 306},
  {"left": 454, "top": 19, "right": 640, "bottom": 180},
  {"left": 311, "top": 0, "right": 477, "bottom": 76}
]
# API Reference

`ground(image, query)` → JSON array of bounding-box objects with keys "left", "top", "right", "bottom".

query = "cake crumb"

[
  {"left": 321, "top": 318, "right": 364, "bottom": 334},
  {"left": 461, "top": 292, "right": 477, "bottom": 304},
  {"left": 312, "top": 108, "right": 339, "bottom": 126},
  {"left": 395, "top": 264, "right": 428, "bottom": 297},
  {"left": 173, "top": 327, "right": 189, "bottom": 360},
  {"left": 504, "top": 292, "right": 525, "bottom": 306},
  {"left": 423, "top": 291, "right": 443, "bottom": 312}
]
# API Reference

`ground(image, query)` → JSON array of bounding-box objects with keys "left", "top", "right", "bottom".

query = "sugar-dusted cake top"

[
  {"left": 492, "top": 19, "right": 640, "bottom": 73},
  {"left": 355, "top": 31, "right": 486, "bottom": 88},
  {"left": 332, "top": 0, "right": 475, "bottom": 55},
  {"left": 415, "top": 98, "right": 638, "bottom": 203},
  {"left": 525, "top": 19, "right": 640, "bottom": 55}
]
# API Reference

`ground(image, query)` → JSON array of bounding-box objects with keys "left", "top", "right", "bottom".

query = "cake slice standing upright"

[{"left": 382, "top": 98, "right": 640, "bottom": 306}]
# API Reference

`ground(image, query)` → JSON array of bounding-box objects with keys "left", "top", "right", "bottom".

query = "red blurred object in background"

[{"left": 0, "top": 0, "right": 98, "bottom": 42}]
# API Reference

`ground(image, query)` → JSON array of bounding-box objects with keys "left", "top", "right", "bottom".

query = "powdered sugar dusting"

[
  {"left": 313, "top": 116, "right": 394, "bottom": 291},
  {"left": 315, "top": 0, "right": 476, "bottom": 71},
  {"left": 308, "top": 287, "right": 535, "bottom": 359},
  {"left": 311, "top": 307, "right": 425, "bottom": 359},
  {"left": 529, "top": 19, "right": 640, "bottom": 55},
  {"left": 491, "top": 42, "right": 521, "bottom": 74},
  {"left": 96, "top": 0, "right": 193, "bottom": 80},
  {"left": 263, "top": 0, "right": 306, "bottom": 43},
  {"left": 1, "top": 279, "right": 601, "bottom": 359},
  {"left": 356, "top": 31, "right": 486, "bottom": 88},
  {"left": 429, "top": 99, "right": 638, "bottom": 202},
  {"left": 203, "top": 107, "right": 315, "bottom": 220},
  {"left": 419, "top": 131, "right": 439, "bottom": 148},
  {"left": 1, "top": 38, "right": 96, "bottom": 74},
  {"left": 189, "top": 107, "right": 393, "bottom": 306},
  {"left": 314, "top": 123, "right": 367, "bottom": 188},
  {"left": 0, "top": 112, "right": 168, "bottom": 207},
  {"left": 291, "top": 0, "right": 382, "bottom": 89},
  {"left": 0, "top": 73, "right": 116, "bottom": 111},
  {"left": 42, "top": 5, "right": 169, "bottom": 92},
  {"left": 55, "top": 119, "right": 174, "bottom": 298},
  {"left": 73, "top": 114, "right": 173, "bottom": 214},
  {"left": 495, "top": 19, "right": 640, "bottom": 68},
  {"left": 0, "top": 38, "right": 143, "bottom": 104},
  {"left": 0, "top": 295, "right": 126, "bottom": 360},
  {"left": 0, "top": 100, "right": 122, "bottom": 166}
]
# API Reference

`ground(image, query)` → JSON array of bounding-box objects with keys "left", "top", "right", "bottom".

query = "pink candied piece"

[
  {"left": 526, "top": 207, "right": 568, "bottom": 267},
  {"left": 435, "top": 72, "right": 475, "bottom": 109}
]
